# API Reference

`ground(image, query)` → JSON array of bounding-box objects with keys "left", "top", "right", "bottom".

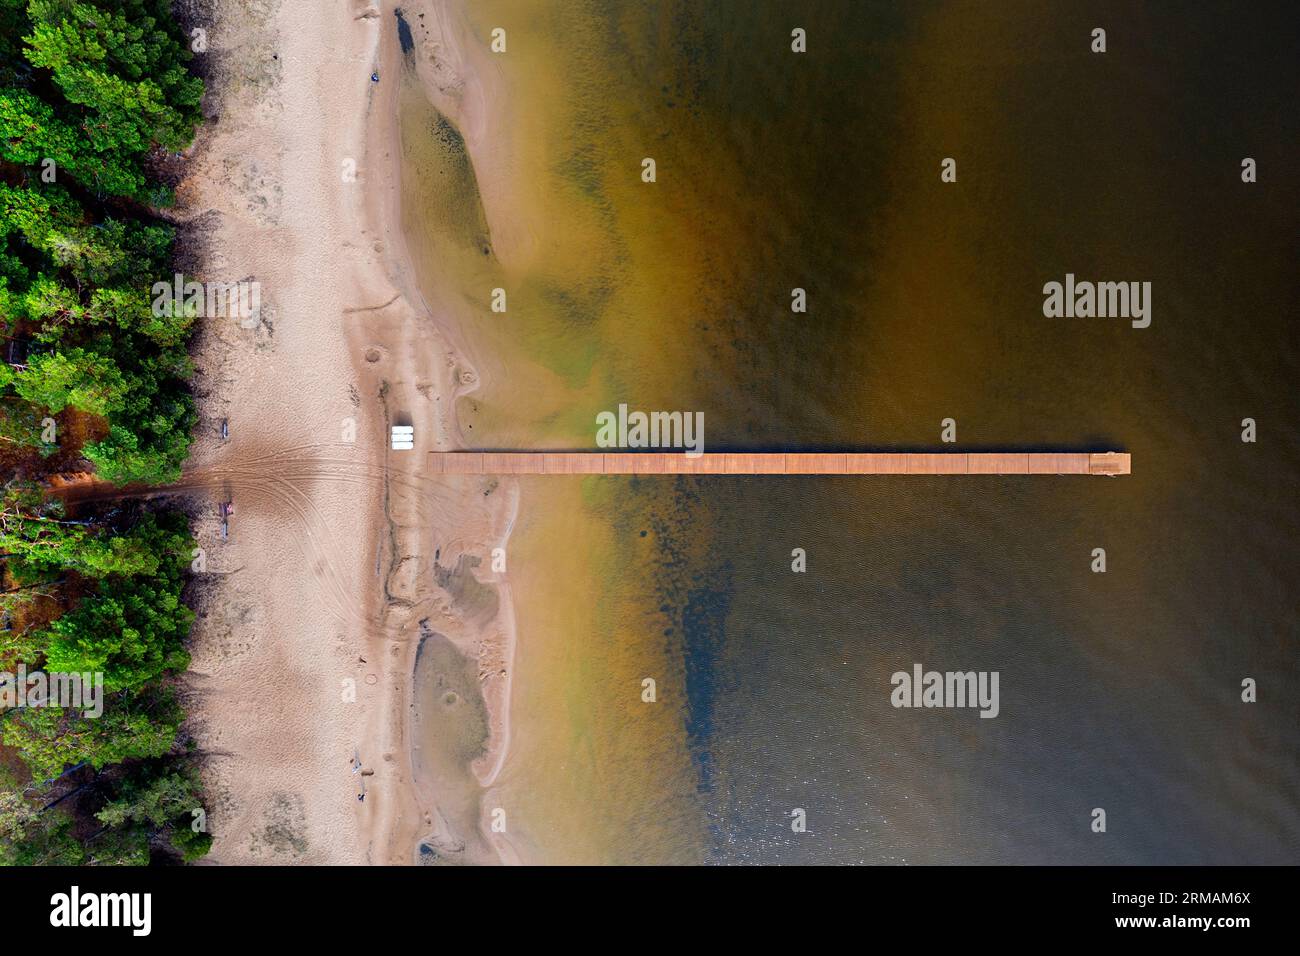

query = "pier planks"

[{"left": 428, "top": 451, "right": 1130, "bottom": 476}]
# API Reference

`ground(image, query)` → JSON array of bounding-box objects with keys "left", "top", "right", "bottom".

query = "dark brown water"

[{"left": 411, "top": 0, "right": 1299, "bottom": 863}]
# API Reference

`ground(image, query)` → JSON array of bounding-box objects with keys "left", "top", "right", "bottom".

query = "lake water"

[{"left": 404, "top": 0, "right": 1299, "bottom": 864}]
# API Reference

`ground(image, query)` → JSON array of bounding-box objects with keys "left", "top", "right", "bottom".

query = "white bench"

[{"left": 391, "top": 425, "right": 414, "bottom": 451}]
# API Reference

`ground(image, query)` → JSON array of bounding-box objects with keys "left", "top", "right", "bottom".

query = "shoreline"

[
  {"left": 386, "top": 0, "right": 530, "bottom": 864},
  {"left": 183, "top": 0, "right": 520, "bottom": 864},
  {"left": 368, "top": 0, "right": 523, "bottom": 864}
]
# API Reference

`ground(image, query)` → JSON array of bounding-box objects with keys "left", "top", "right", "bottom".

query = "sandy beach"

[{"left": 180, "top": 0, "right": 519, "bottom": 864}]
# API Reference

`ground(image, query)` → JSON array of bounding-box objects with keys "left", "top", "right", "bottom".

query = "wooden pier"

[{"left": 427, "top": 451, "right": 1131, "bottom": 476}]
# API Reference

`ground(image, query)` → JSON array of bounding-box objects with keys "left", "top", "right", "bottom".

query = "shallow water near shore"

[
  {"left": 410, "top": 627, "right": 497, "bottom": 864},
  {"left": 404, "top": 0, "right": 1299, "bottom": 863}
]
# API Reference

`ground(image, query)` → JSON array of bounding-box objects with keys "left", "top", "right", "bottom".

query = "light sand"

[{"left": 181, "top": 0, "right": 521, "bottom": 864}]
